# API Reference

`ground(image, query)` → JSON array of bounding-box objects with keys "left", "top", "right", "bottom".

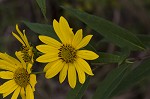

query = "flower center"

[
  {"left": 14, "top": 68, "right": 30, "bottom": 87},
  {"left": 58, "top": 44, "right": 77, "bottom": 63},
  {"left": 21, "top": 45, "right": 33, "bottom": 63}
]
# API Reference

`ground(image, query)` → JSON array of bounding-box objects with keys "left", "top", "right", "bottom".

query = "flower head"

[
  {"left": 12, "top": 24, "right": 34, "bottom": 63},
  {"left": 36, "top": 16, "right": 99, "bottom": 88},
  {"left": 0, "top": 52, "right": 37, "bottom": 99}
]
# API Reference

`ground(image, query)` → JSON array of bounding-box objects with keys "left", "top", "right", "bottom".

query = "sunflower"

[
  {"left": 36, "top": 16, "right": 99, "bottom": 88},
  {"left": 12, "top": 24, "right": 34, "bottom": 63},
  {"left": 0, "top": 52, "right": 36, "bottom": 99}
]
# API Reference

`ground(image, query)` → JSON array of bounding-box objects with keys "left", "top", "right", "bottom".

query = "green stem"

[{"left": 32, "top": 71, "right": 45, "bottom": 74}]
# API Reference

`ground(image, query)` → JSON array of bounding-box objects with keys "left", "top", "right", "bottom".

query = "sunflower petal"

[
  {"left": 23, "top": 30, "right": 30, "bottom": 47},
  {"left": 0, "top": 80, "right": 17, "bottom": 93},
  {"left": 0, "top": 60, "right": 17, "bottom": 68},
  {"left": 36, "top": 45, "right": 59, "bottom": 53},
  {"left": 16, "top": 24, "right": 26, "bottom": 44},
  {"left": 39, "top": 35, "right": 62, "bottom": 48},
  {"left": 3, "top": 85, "right": 18, "bottom": 98},
  {"left": 0, "top": 60, "right": 16, "bottom": 72},
  {"left": 59, "top": 16, "right": 74, "bottom": 43},
  {"left": 76, "top": 35, "right": 93, "bottom": 49},
  {"left": 1, "top": 53, "right": 21, "bottom": 66},
  {"left": 36, "top": 53, "right": 59, "bottom": 63},
  {"left": 29, "top": 74, "right": 37, "bottom": 91},
  {"left": 72, "top": 29, "right": 83, "bottom": 48},
  {"left": 12, "top": 32, "right": 25, "bottom": 46},
  {"left": 11, "top": 87, "right": 21, "bottom": 99},
  {"left": 74, "top": 62, "right": 85, "bottom": 84},
  {"left": 0, "top": 71, "right": 13, "bottom": 79},
  {"left": 27, "top": 63, "right": 32, "bottom": 74},
  {"left": 76, "top": 58, "right": 94, "bottom": 76},
  {"left": 59, "top": 63, "right": 68, "bottom": 83},
  {"left": 43, "top": 61, "right": 57, "bottom": 72},
  {"left": 15, "top": 51, "right": 26, "bottom": 68},
  {"left": 46, "top": 60, "right": 64, "bottom": 78},
  {"left": 20, "top": 88, "right": 26, "bottom": 99},
  {"left": 26, "top": 85, "right": 34, "bottom": 99},
  {"left": 77, "top": 50, "right": 99, "bottom": 60},
  {"left": 53, "top": 19, "right": 67, "bottom": 44},
  {"left": 68, "top": 63, "right": 76, "bottom": 88}
]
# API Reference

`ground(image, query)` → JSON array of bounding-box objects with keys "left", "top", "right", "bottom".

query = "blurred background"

[{"left": 0, "top": 0, "right": 150, "bottom": 99}]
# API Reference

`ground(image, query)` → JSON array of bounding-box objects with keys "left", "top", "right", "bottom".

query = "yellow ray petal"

[
  {"left": 0, "top": 80, "right": 17, "bottom": 93},
  {"left": 16, "top": 24, "right": 27, "bottom": 44},
  {"left": 74, "top": 62, "right": 85, "bottom": 84},
  {"left": 76, "top": 58, "right": 94, "bottom": 76},
  {"left": 53, "top": 19, "right": 66, "bottom": 44},
  {"left": 0, "top": 60, "right": 17, "bottom": 72},
  {"left": 3, "top": 85, "right": 18, "bottom": 98},
  {"left": 15, "top": 51, "right": 24, "bottom": 63},
  {"left": 0, "top": 60, "right": 17, "bottom": 69},
  {"left": 11, "top": 86, "right": 21, "bottom": 99},
  {"left": 0, "top": 65, "right": 15, "bottom": 72},
  {"left": 59, "top": 16, "right": 74, "bottom": 43},
  {"left": 12, "top": 32, "right": 25, "bottom": 46},
  {"left": 43, "top": 61, "right": 57, "bottom": 72},
  {"left": 20, "top": 88, "right": 26, "bottom": 99},
  {"left": 76, "top": 35, "right": 93, "bottom": 49},
  {"left": 29, "top": 74, "right": 37, "bottom": 91},
  {"left": 26, "top": 85, "right": 34, "bottom": 99},
  {"left": 23, "top": 30, "right": 30, "bottom": 47},
  {"left": 72, "top": 29, "right": 83, "bottom": 48},
  {"left": 77, "top": 50, "right": 99, "bottom": 60},
  {"left": 15, "top": 51, "right": 26, "bottom": 68},
  {"left": 45, "top": 60, "right": 64, "bottom": 78},
  {"left": 2, "top": 53, "right": 21, "bottom": 66},
  {"left": 0, "top": 71, "right": 13, "bottom": 79},
  {"left": 59, "top": 63, "right": 68, "bottom": 83},
  {"left": 39, "top": 35, "right": 62, "bottom": 48},
  {"left": 36, "top": 53, "right": 59, "bottom": 63},
  {"left": 27, "top": 63, "right": 32, "bottom": 74},
  {"left": 68, "top": 63, "right": 76, "bottom": 88},
  {"left": 36, "top": 45, "right": 59, "bottom": 53}
]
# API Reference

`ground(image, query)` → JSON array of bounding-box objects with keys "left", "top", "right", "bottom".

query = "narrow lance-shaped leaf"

[
  {"left": 92, "top": 63, "right": 130, "bottom": 99},
  {"left": 36, "top": 0, "right": 47, "bottom": 21},
  {"left": 93, "top": 52, "right": 120, "bottom": 64},
  {"left": 110, "top": 58, "right": 150, "bottom": 97},
  {"left": 118, "top": 48, "right": 130, "bottom": 65},
  {"left": 23, "top": 21, "right": 59, "bottom": 40},
  {"left": 62, "top": 7, "right": 145, "bottom": 51},
  {"left": 137, "top": 34, "right": 150, "bottom": 48}
]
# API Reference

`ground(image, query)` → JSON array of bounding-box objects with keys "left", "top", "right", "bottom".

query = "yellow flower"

[
  {"left": 12, "top": 24, "right": 34, "bottom": 63},
  {"left": 0, "top": 52, "right": 37, "bottom": 99},
  {"left": 36, "top": 16, "right": 99, "bottom": 88}
]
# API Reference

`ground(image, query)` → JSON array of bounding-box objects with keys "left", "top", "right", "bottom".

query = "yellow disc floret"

[
  {"left": 21, "top": 45, "right": 33, "bottom": 63},
  {"left": 14, "top": 68, "right": 30, "bottom": 87},
  {"left": 58, "top": 44, "right": 77, "bottom": 63}
]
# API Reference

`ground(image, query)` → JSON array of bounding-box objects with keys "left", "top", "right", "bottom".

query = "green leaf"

[
  {"left": 36, "top": 0, "right": 47, "bottom": 21},
  {"left": 110, "top": 58, "right": 150, "bottom": 97},
  {"left": 23, "top": 21, "right": 59, "bottom": 40},
  {"left": 92, "top": 63, "right": 129, "bottom": 99},
  {"left": 62, "top": 7, "right": 145, "bottom": 51},
  {"left": 118, "top": 48, "right": 130, "bottom": 65},
  {"left": 66, "top": 76, "right": 90, "bottom": 99},
  {"left": 137, "top": 34, "right": 150, "bottom": 48},
  {"left": 93, "top": 52, "right": 120, "bottom": 63}
]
